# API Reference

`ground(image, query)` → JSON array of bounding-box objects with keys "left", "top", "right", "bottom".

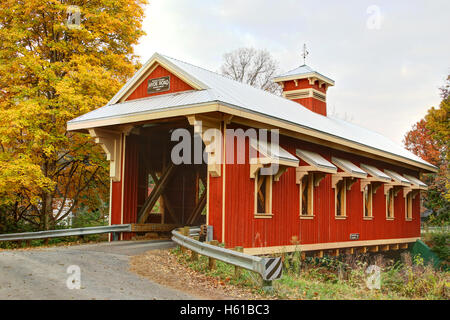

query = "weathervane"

[{"left": 301, "top": 44, "right": 309, "bottom": 65}]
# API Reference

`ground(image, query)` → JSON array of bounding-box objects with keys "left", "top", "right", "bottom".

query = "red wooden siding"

[
  {"left": 219, "top": 124, "right": 421, "bottom": 249},
  {"left": 122, "top": 135, "right": 139, "bottom": 240},
  {"left": 126, "top": 65, "right": 194, "bottom": 101},
  {"left": 283, "top": 78, "right": 327, "bottom": 116}
]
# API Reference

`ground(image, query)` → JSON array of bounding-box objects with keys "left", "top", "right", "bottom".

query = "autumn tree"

[
  {"left": 404, "top": 75, "right": 450, "bottom": 224},
  {"left": 221, "top": 47, "right": 282, "bottom": 95},
  {"left": 0, "top": 0, "right": 147, "bottom": 232}
]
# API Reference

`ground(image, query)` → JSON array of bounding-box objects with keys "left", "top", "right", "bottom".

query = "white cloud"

[{"left": 135, "top": 0, "right": 449, "bottom": 145}]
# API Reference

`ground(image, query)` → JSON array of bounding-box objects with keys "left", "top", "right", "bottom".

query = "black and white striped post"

[{"left": 261, "top": 257, "right": 283, "bottom": 292}]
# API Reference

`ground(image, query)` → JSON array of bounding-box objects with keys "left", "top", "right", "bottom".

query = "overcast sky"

[{"left": 134, "top": 0, "right": 449, "bottom": 146}]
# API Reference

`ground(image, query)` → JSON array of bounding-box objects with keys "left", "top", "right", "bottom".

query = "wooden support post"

[
  {"left": 391, "top": 244, "right": 399, "bottom": 251},
  {"left": 315, "top": 250, "right": 324, "bottom": 258},
  {"left": 400, "top": 243, "right": 409, "bottom": 249},
  {"left": 180, "top": 227, "right": 190, "bottom": 254},
  {"left": 191, "top": 250, "right": 198, "bottom": 261},
  {"left": 301, "top": 252, "right": 306, "bottom": 261},
  {"left": 346, "top": 248, "right": 354, "bottom": 255},
  {"left": 360, "top": 246, "right": 367, "bottom": 254},
  {"left": 233, "top": 246, "right": 244, "bottom": 279},
  {"left": 381, "top": 245, "right": 390, "bottom": 252},
  {"left": 369, "top": 245, "right": 379, "bottom": 253},
  {"left": 208, "top": 240, "right": 219, "bottom": 270}
]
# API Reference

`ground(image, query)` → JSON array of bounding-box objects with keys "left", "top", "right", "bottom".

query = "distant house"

[{"left": 67, "top": 53, "right": 435, "bottom": 255}]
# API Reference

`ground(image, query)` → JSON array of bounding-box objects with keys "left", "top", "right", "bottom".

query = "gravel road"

[{"left": 0, "top": 240, "right": 197, "bottom": 300}]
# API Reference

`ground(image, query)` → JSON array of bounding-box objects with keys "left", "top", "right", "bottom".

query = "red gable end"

[{"left": 126, "top": 64, "right": 195, "bottom": 101}]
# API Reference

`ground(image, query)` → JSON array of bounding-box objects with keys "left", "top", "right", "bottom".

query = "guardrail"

[
  {"left": 0, "top": 224, "right": 132, "bottom": 242},
  {"left": 421, "top": 226, "right": 449, "bottom": 234},
  {"left": 171, "top": 227, "right": 282, "bottom": 289}
]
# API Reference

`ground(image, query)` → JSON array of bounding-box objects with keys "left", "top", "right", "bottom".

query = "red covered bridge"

[{"left": 67, "top": 53, "right": 436, "bottom": 255}]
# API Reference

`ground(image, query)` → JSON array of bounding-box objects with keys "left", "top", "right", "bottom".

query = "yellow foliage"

[{"left": 0, "top": 0, "right": 148, "bottom": 229}]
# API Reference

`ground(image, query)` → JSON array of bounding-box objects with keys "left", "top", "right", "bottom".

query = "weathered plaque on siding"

[
  {"left": 147, "top": 76, "right": 170, "bottom": 94},
  {"left": 350, "top": 233, "right": 360, "bottom": 240}
]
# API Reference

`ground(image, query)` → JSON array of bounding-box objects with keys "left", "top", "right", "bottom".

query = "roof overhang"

[
  {"left": 67, "top": 99, "right": 438, "bottom": 174},
  {"left": 360, "top": 163, "right": 392, "bottom": 182},
  {"left": 272, "top": 72, "right": 335, "bottom": 87},
  {"left": 384, "top": 169, "right": 412, "bottom": 187},
  {"left": 249, "top": 139, "right": 299, "bottom": 180},
  {"left": 403, "top": 174, "right": 428, "bottom": 190},
  {"left": 331, "top": 157, "right": 367, "bottom": 179},
  {"left": 296, "top": 149, "right": 337, "bottom": 174}
]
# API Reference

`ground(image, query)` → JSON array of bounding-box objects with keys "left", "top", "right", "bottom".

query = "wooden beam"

[
  {"left": 186, "top": 189, "right": 207, "bottom": 225},
  {"left": 138, "top": 163, "right": 176, "bottom": 223},
  {"left": 273, "top": 166, "right": 288, "bottom": 182},
  {"left": 391, "top": 244, "right": 399, "bottom": 251},
  {"left": 381, "top": 244, "right": 390, "bottom": 252},
  {"left": 346, "top": 178, "right": 357, "bottom": 191},
  {"left": 400, "top": 243, "right": 409, "bottom": 249},
  {"left": 369, "top": 245, "right": 379, "bottom": 253},
  {"left": 149, "top": 171, "right": 180, "bottom": 225},
  {"left": 242, "top": 237, "right": 420, "bottom": 255},
  {"left": 314, "top": 173, "right": 326, "bottom": 187}
]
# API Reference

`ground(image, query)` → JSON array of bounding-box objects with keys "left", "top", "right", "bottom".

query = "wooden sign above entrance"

[{"left": 147, "top": 76, "right": 170, "bottom": 94}]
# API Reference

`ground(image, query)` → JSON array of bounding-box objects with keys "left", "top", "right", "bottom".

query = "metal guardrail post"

[{"left": 171, "top": 227, "right": 282, "bottom": 289}]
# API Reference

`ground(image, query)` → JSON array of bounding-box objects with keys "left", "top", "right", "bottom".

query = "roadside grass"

[
  {"left": 171, "top": 246, "right": 450, "bottom": 300},
  {"left": 171, "top": 246, "right": 266, "bottom": 295}
]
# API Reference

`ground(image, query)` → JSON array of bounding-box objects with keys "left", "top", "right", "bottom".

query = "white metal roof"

[
  {"left": 273, "top": 65, "right": 335, "bottom": 85},
  {"left": 360, "top": 164, "right": 392, "bottom": 182},
  {"left": 70, "top": 89, "right": 217, "bottom": 123},
  {"left": 68, "top": 53, "right": 435, "bottom": 172},
  {"left": 250, "top": 139, "right": 299, "bottom": 165},
  {"left": 296, "top": 149, "right": 337, "bottom": 172},
  {"left": 403, "top": 174, "right": 428, "bottom": 189},
  {"left": 331, "top": 157, "right": 367, "bottom": 178},
  {"left": 384, "top": 169, "right": 412, "bottom": 185}
]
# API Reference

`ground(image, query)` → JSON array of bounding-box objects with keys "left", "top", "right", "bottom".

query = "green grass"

[
  {"left": 171, "top": 246, "right": 265, "bottom": 293},
  {"left": 171, "top": 247, "right": 450, "bottom": 300}
]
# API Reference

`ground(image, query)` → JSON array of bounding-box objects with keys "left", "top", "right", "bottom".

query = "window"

[
  {"left": 363, "top": 184, "right": 373, "bottom": 218},
  {"left": 386, "top": 188, "right": 395, "bottom": 219},
  {"left": 300, "top": 174, "right": 314, "bottom": 217},
  {"left": 406, "top": 193, "right": 413, "bottom": 220},
  {"left": 255, "top": 171, "right": 272, "bottom": 216},
  {"left": 335, "top": 179, "right": 347, "bottom": 217}
]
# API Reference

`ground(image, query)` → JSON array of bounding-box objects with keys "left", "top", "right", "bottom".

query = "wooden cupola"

[{"left": 272, "top": 65, "right": 335, "bottom": 116}]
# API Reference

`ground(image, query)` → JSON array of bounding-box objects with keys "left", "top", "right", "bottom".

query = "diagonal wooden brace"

[{"left": 138, "top": 163, "right": 177, "bottom": 223}]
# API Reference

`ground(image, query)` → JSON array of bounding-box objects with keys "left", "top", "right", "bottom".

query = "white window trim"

[
  {"left": 335, "top": 178, "right": 347, "bottom": 219},
  {"left": 386, "top": 188, "right": 395, "bottom": 220},
  {"left": 362, "top": 183, "right": 374, "bottom": 220},
  {"left": 254, "top": 171, "right": 273, "bottom": 217},
  {"left": 299, "top": 173, "right": 314, "bottom": 218}
]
